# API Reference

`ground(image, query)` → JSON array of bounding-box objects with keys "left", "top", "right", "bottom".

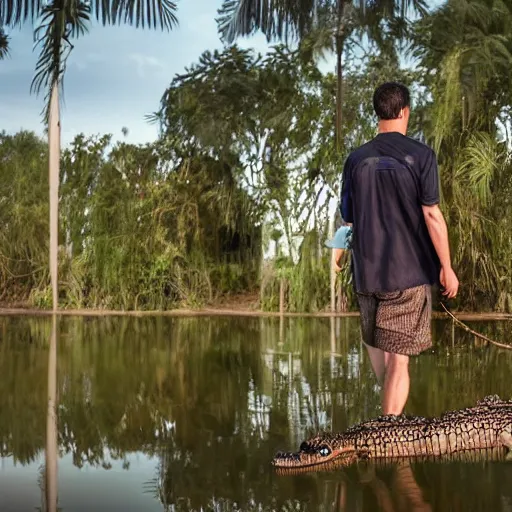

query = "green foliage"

[
  {"left": 411, "top": 0, "right": 512, "bottom": 312},
  {"left": 260, "top": 230, "right": 353, "bottom": 313},
  {"left": 0, "top": 130, "right": 261, "bottom": 310},
  {"left": 217, "top": 0, "right": 428, "bottom": 48},
  {"left": 3, "top": 5, "right": 512, "bottom": 312},
  {"left": 0, "top": 131, "right": 50, "bottom": 303},
  {"left": 285, "top": 231, "right": 330, "bottom": 312}
]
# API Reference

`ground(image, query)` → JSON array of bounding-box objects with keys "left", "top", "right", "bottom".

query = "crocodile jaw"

[{"left": 271, "top": 447, "right": 356, "bottom": 469}]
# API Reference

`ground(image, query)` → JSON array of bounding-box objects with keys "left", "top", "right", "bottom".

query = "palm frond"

[
  {"left": 217, "top": 0, "right": 316, "bottom": 44},
  {"left": 432, "top": 48, "right": 462, "bottom": 153},
  {"left": 1, "top": 0, "right": 177, "bottom": 29},
  {"left": 94, "top": 0, "right": 178, "bottom": 30},
  {"left": 455, "top": 132, "right": 503, "bottom": 206},
  {"left": 30, "top": 0, "right": 90, "bottom": 120},
  {"left": 0, "top": 27, "right": 9, "bottom": 58},
  {"left": 355, "top": 0, "right": 429, "bottom": 18},
  {"left": 0, "top": 0, "right": 43, "bottom": 26},
  {"left": 217, "top": 0, "right": 429, "bottom": 46},
  {"left": 296, "top": 24, "right": 335, "bottom": 65}
]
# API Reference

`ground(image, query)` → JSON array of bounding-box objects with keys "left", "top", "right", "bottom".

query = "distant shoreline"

[{"left": 0, "top": 305, "right": 511, "bottom": 321}]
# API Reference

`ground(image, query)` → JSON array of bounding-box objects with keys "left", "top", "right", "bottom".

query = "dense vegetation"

[
  {"left": 0, "top": 130, "right": 261, "bottom": 309},
  {"left": 1, "top": 0, "right": 512, "bottom": 312}
]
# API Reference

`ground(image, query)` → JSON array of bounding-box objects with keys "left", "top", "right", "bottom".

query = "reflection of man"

[
  {"left": 325, "top": 223, "right": 352, "bottom": 272},
  {"left": 340, "top": 82, "right": 459, "bottom": 416}
]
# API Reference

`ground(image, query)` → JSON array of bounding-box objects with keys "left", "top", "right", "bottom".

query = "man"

[{"left": 340, "top": 81, "right": 459, "bottom": 416}]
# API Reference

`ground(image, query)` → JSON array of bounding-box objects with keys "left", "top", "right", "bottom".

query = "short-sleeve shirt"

[{"left": 340, "top": 132, "right": 441, "bottom": 294}]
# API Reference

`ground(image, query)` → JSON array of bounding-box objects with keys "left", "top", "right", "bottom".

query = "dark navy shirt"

[{"left": 340, "top": 132, "right": 441, "bottom": 294}]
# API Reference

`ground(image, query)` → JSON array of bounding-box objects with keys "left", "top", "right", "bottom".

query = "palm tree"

[
  {"left": 1, "top": 0, "right": 178, "bottom": 310},
  {"left": 217, "top": 0, "right": 428, "bottom": 151}
]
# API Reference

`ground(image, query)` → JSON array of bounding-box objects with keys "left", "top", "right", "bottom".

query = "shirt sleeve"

[
  {"left": 420, "top": 148, "right": 440, "bottom": 205},
  {"left": 340, "top": 156, "right": 353, "bottom": 223}
]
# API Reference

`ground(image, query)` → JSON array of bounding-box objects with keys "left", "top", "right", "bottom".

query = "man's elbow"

[{"left": 422, "top": 203, "right": 444, "bottom": 226}]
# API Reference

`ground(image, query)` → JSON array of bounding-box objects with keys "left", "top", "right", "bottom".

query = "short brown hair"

[{"left": 373, "top": 82, "right": 410, "bottom": 120}]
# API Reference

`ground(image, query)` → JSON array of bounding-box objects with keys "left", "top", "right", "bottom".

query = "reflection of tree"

[
  {"left": 260, "top": 316, "right": 382, "bottom": 442},
  {"left": 38, "top": 315, "right": 59, "bottom": 512},
  {"left": 0, "top": 315, "right": 512, "bottom": 511},
  {"left": 0, "top": 317, "right": 49, "bottom": 464},
  {"left": 37, "top": 314, "right": 61, "bottom": 512},
  {"left": 46, "top": 315, "right": 58, "bottom": 512}
]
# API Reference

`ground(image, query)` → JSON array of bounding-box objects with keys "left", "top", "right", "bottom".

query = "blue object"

[{"left": 325, "top": 226, "right": 352, "bottom": 249}]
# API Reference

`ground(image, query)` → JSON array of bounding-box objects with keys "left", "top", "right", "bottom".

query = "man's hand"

[
  {"left": 422, "top": 204, "right": 459, "bottom": 298},
  {"left": 332, "top": 248, "right": 345, "bottom": 273},
  {"left": 440, "top": 266, "right": 459, "bottom": 298}
]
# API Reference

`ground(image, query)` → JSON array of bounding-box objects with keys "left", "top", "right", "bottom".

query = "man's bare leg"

[
  {"left": 382, "top": 353, "right": 410, "bottom": 415},
  {"left": 364, "top": 343, "right": 390, "bottom": 386}
]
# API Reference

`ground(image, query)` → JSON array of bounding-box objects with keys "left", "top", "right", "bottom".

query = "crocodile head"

[
  {"left": 271, "top": 432, "right": 356, "bottom": 470},
  {"left": 272, "top": 455, "right": 355, "bottom": 476}
]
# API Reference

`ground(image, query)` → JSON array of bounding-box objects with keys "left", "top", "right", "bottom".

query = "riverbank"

[{"left": 1, "top": 292, "right": 511, "bottom": 321}]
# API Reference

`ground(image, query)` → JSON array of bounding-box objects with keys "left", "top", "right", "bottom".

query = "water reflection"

[
  {"left": 0, "top": 315, "right": 510, "bottom": 511},
  {"left": 44, "top": 314, "right": 58, "bottom": 512}
]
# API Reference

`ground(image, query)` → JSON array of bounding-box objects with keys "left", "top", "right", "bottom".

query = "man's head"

[{"left": 373, "top": 82, "right": 410, "bottom": 133}]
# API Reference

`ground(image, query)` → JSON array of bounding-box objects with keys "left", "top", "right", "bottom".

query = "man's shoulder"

[
  {"left": 345, "top": 134, "right": 437, "bottom": 168},
  {"left": 345, "top": 140, "right": 377, "bottom": 164},
  {"left": 402, "top": 135, "right": 436, "bottom": 157}
]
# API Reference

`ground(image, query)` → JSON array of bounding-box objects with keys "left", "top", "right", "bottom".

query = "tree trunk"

[
  {"left": 279, "top": 277, "right": 286, "bottom": 315},
  {"left": 335, "top": 38, "right": 343, "bottom": 151},
  {"left": 45, "top": 314, "right": 58, "bottom": 512},
  {"left": 335, "top": 0, "right": 345, "bottom": 152},
  {"left": 332, "top": 0, "right": 345, "bottom": 311},
  {"left": 48, "top": 83, "right": 60, "bottom": 311},
  {"left": 329, "top": 214, "right": 336, "bottom": 312}
]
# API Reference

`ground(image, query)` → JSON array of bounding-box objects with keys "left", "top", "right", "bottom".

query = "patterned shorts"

[{"left": 357, "top": 284, "right": 433, "bottom": 356}]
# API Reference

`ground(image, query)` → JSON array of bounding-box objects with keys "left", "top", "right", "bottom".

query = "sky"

[
  {"left": 0, "top": 0, "right": 284, "bottom": 147},
  {"left": 0, "top": 0, "right": 440, "bottom": 149}
]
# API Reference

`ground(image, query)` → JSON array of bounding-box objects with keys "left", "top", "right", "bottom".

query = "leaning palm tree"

[{"left": 1, "top": 0, "right": 178, "bottom": 310}]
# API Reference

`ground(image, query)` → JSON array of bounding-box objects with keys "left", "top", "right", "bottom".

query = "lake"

[{"left": 0, "top": 315, "right": 511, "bottom": 511}]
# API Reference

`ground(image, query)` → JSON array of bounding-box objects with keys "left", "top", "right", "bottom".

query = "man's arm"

[
  {"left": 340, "top": 157, "right": 353, "bottom": 223},
  {"left": 422, "top": 204, "right": 459, "bottom": 298},
  {"left": 419, "top": 148, "right": 459, "bottom": 298},
  {"left": 422, "top": 205, "right": 451, "bottom": 268}
]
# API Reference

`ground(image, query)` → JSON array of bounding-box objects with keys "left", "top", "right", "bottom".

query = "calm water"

[{"left": 0, "top": 315, "right": 511, "bottom": 511}]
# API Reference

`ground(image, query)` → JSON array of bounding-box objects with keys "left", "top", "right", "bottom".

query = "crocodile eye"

[{"left": 319, "top": 446, "right": 331, "bottom": 457}]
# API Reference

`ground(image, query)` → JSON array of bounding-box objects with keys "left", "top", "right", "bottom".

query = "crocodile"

[
  {"left": 271, "top": 395, "right": 512, "bottom": 470},
  {"left": 273, "top": 446, "right": 509, "bottom": 476}
]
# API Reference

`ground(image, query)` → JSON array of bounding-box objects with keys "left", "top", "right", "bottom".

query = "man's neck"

[{"left": 378, "top": 120, "right": 407, "bottom": 135}]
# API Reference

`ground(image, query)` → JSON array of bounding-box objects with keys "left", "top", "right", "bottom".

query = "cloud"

[
  {"left": 128, "top": 53, "right": 166, "bottom": 78},
  {"left": 69, "top": 52, "right": 108, "bottom": 71}
]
